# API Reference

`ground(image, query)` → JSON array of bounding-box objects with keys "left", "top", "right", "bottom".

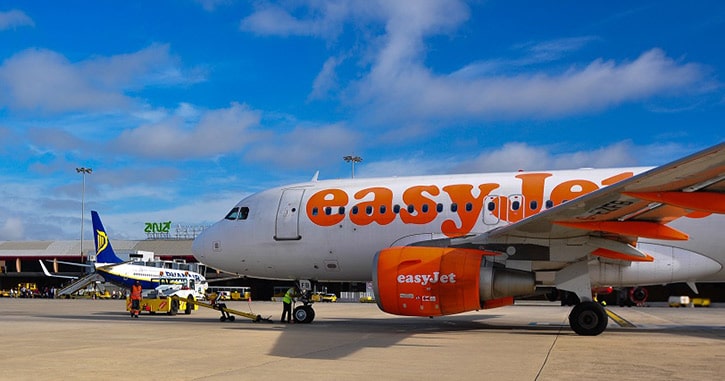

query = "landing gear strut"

[
  {"left": 568, "top": 301, "right": 608, "bottom": 336},
  {"left": 292, "top": 287, "right": 316, "bottom": 324}
]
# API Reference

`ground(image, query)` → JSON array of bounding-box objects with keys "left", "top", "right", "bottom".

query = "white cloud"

[
  {"left": 0, "top": 9, "right": 34, "bottom": 30},
  {"left": 240, "top": 1, "right": 712, "bottom": 126},
  {"left": 115, "top": 102, "right": 261, "bottom": 159},
  {"left": 309, "top": 56, "right": 342, "bottom": 100},
  {"left": 240, "top": 1, "right": 354, "bottom": 39},
  {"left": 355, "top": 48, "right": 709, "bottom": 123},
  {"left": 245, "top": 123, "right": 361, "bottom": 169},
  {"left": 456, "top": 141, "right": 641, "bottom": 173},
  {"left": 0, "top": 216, "right": 24, "bottom": 240},
  {"left": 0, "top": 45, "right": 200, "bottom": 113},
  {"left": 0, "top": 49, "right": 132, "bottom": 112}
]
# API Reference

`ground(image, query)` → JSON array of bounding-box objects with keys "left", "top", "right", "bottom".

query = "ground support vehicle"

[
  {"left": 126, "top": 294, "right": 198, "bottom": 315},
  {"left": 171, "top": 295, "right": 271, "bottom": 322},
  {"left": 125, "top": 277, "right": 202, "bottom": 315}
]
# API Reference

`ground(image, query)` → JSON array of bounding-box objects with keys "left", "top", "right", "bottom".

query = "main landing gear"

[
  {"left": 568, "top": 301, "right": 608, "bottom": 336},
  {"left": 555, "top": 260, "right": 609, "bottom": 336}
]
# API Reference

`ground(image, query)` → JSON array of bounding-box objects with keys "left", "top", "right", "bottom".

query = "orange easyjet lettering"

[
  {"left": 441, "top": 184, "right": 499, "bottom": 236},
  {"left": 304, "top": 171, "right": 634, "bottom": 237},
  {"left": 349, "top": 187, "right": 396, "bottom": 226},
  {"left": 400, "top": 185, "right": 440, "bottom": 224}
]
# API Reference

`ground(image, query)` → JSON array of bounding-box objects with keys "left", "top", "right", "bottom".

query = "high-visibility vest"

[
  {"left": 131, "top": 284, "right": 142, "bottom": 300},
  {"left": 283, "top": 288, "right": 294, "bottom": 304}
]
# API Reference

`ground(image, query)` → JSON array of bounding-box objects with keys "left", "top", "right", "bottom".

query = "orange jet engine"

[{"left": 373, "top": 246, "right": 535, "bottom": 317}]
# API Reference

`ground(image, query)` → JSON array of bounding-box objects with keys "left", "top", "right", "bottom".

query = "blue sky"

[{"left": 0, "top": 1, "right": 723, "bottom": 241}]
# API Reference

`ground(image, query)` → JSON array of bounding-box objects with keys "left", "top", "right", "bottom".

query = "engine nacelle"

[{"left": 372, "top": 246, "right": 535, "bottom": 317}]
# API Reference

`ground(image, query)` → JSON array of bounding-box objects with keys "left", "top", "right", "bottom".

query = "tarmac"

[{"left": 1, "top": 298, "right": 723, "bottom": 381}]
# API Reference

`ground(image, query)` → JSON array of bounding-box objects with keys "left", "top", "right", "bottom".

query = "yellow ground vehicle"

[
  {"left": 311, "top": 292, "right": 337, "bottom": 302},
  {"left": 208, "top": 287, "right": 251, "bottom": 301},
  {"left": 126, "top": 296, "right": 197, "bottom": 315},
  {"left": 126, "top": 278, "right": 201, "bottom": 315},
  {"left": 692, "top": 298, "right": 711, "bottom": 307}
]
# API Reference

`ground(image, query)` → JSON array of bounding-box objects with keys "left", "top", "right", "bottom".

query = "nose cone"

[{"left": 192, "top": 227, "right": 209, "bottom": 262}]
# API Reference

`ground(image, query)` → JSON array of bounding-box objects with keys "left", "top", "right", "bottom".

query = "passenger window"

[
  {"left": 407, "top": 205, "right": 415, "bottom": 213},
  {"left": 352, "top": 206, "right": 359, "bottom": 215},
  {"left": 511, "top": 201, "right": 520, "bottom": 211},
  {"left": 545, "top": 200, "right": 554, "bottom": 209},
  {"left": 436, "top": 203, "right": 443, "bottom": 212},
  {"left": 324, "top": 207, "right": 332, "bottom": 215},
  {"left": 338, "top": 206, "right": 345, "bottom": 215},
  {"left": 451, "top": 203, "right": 458, "bottom": 212},
  {"left": 487, "top": 202, "right": 495, "bottom": 211},
  {"left": 422, "top": 204, "right": 429, "bottom": 213},
  {"left": 380, "top": 205, "right": 387, "bottom": 214},
  {"left": 311, "top": 207, "right": 319, "bottom": 216},
  {"left": 365, "top": 206, "right": 373, "bottom": 215},
  {"left": 530, "top": 201, "right": 538, "bottom": 210},
  {"left": 393, "top": 205, "right": 401, "bottom": 214},
  {"left": 465, "top": 202, "right": 473, "bottom": 212}
]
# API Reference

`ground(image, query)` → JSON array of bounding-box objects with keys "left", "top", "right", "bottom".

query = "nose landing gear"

[{"left": 292, "top": 288, "right": 316, "bottom": 324}]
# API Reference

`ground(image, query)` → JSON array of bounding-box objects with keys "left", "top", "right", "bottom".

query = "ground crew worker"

[
  {"left": 130, "top": 280, "right": 142, "bottom": 318},
  {"left": 280, "top": 285, "right": 297, "bottom": 323}
]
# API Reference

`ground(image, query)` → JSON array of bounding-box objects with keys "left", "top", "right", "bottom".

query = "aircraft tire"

[
  {"left": 293, "top": 305, "right": 315, "bottom": 324},
  {"left": 568, "top": 301, "right": 608, "bottom": 336},
  {"left": 185, "top": 295, "right": 194, "bottom": 315},
  {"left": 169, "top": 299, "right": 180, "bottom": 316}
]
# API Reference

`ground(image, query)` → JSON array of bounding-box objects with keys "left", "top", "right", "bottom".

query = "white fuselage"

[
  {"left": 95, "top": 261, "right": 208, "bottom": 298},
  {"left": 192, "top": 167, "right": 724, "bottom": 286}
]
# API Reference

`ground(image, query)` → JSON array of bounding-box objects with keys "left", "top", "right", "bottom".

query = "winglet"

[
  {"left": 91, "top": 211, "right": 124, "bottom": 264},
  {"left": 39, "top": 260, "right": 53, "bottom": 277}
]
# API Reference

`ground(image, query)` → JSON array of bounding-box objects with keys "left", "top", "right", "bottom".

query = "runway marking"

[{"left": 605, "top": 308, "right": 636, "bottom": 327}]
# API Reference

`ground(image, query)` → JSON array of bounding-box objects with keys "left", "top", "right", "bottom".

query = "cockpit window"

[{"left": 225, "top": 206, "right": 250, "bottom": 220}]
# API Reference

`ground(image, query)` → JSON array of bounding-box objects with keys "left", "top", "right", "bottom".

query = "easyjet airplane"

[{"left": 192, "top": 142, "right": 725, "bottom": 335}]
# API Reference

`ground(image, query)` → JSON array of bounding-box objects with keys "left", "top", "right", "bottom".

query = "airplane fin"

[{"left": 91, "top": 211, "right": 124, "bottom": 264}]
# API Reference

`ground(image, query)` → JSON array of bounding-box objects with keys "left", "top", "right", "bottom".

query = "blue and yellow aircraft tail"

[{"left": 91, "top": 210, "right": 124, "bottom": 264}]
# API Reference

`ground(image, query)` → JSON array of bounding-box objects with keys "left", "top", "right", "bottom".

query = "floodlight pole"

[{"left": 343, "top": 155, "right": 362, "bottom": 178}]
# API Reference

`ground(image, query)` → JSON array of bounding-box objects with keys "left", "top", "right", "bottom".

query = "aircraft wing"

[
  {"left": 39, "top": 260, "right": 78, "bottom": 279},
  {"left": 466, "top": 142, "right": 725, "bottom": 262}
]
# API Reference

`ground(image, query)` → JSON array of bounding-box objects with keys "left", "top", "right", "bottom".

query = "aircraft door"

[
  {"left": 275, "top": 188, "right": 305, "bottom": 240},
  {"left": 483, "top": 195, "right": 501, "bottom": 225}
]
